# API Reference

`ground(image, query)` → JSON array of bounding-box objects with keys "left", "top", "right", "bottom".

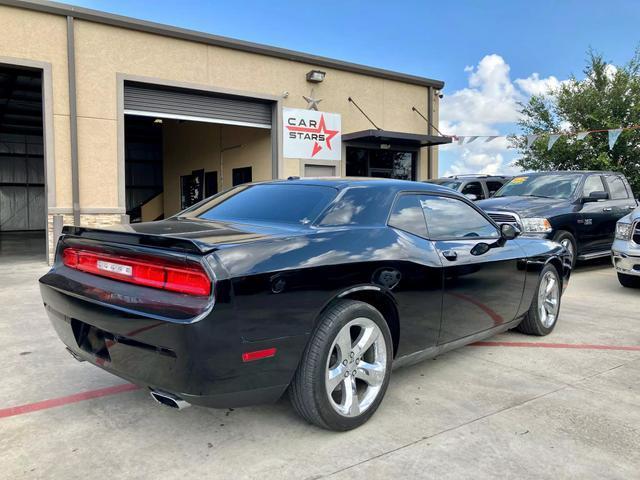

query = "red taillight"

[{"left": 62, "top": 247, "right": 211, "bottom": 296}]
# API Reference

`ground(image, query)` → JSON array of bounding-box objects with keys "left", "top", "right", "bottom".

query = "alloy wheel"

[
  {"left": 325, "top": 317, "right": 387, "bottom": 417},
  {"left": 538, "top": 270, "right": 560, "bottom": 328}
]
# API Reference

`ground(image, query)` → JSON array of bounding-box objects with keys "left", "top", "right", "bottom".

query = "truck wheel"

[
  {"left": 289, "top": 300, "right": 393, "bottom": 431},
  {"left": 553, "top": 230, "right": 576, "bottom": 268},
  {"left": 516, "top": 264, "right": 562, "bottom": 336},
  {"left": 618, "top": 273, "right": 640, "bottom": 288}
]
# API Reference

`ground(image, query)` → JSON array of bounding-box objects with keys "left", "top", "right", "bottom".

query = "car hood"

[{"left": 477, "top": 196, "right": 569, "bottom": 217}]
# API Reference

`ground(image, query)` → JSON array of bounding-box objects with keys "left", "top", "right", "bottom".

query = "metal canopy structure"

[{"left": 342, "top": 130, "right": 453, "bottom": 148}]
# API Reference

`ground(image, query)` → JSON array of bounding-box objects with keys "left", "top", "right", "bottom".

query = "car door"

[
  {"left": 387, "top": 194, "right": 444, "bottom": 355},
  {"left": 603, "top": 174, "right": 635, "bottom": 247},
  {"left": 578, "top": 174, "right": 612, "bottom": 253},
  {"left": 419, "top": 194, "right": 526, "bottom": 344}
]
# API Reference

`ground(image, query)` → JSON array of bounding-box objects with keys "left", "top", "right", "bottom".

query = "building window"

[
  {"left": 204, "top": 171, "right": 218, "bottom": 197},
  {"left": 232, "top": 167, "right": 252, "bottom": 186},
  {"left": 346, "top": 147, "right": 417, "bottom": 180}
]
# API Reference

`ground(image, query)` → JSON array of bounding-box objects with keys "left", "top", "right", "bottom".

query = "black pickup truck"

[{"left": 477, "top": 171, "right": 638, "bottom": 266}]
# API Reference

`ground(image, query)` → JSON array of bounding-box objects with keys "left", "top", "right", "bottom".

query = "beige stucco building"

[{"left": 0, "top": 0, "right": 448, "bottom": 263}]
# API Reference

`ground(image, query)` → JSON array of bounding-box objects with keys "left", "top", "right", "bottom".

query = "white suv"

[{"left": 612, "top": 207, "right": 640, "bottom": 288}]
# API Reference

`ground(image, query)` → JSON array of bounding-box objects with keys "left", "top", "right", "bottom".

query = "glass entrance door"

[{"left": 346, "top": 147, "right": 417, "bottom": 180}]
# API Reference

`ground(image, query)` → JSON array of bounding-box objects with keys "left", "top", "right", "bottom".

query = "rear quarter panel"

[{"left": 214, "top": 227, "right": 444, "bottom": 357}]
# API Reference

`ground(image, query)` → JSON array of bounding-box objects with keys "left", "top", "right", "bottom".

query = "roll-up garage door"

[{"left": 123, "top": 82, "right": 272, "bottom": 129}]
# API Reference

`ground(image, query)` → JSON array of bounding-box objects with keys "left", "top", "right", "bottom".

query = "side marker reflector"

[{"left": 242, "top": 348, "right": 277, "bottom": 362}]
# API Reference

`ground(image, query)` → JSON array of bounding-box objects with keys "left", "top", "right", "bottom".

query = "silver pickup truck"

[{"left": 612, "top": 207, "right": 640, "bottom": 288}]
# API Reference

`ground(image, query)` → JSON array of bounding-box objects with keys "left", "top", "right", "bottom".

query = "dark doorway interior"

[
  {"left": 346, "top": 146, "right": 417, "bottom": 180},
  {"left": 0, "top": 65, "right": 45, "bottom": 260},
  {"left": 125, "top": 115, "right": 163, "bottom": 223}
]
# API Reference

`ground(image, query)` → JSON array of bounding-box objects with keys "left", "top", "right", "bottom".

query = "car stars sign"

[{"left": 283, "top": 108, "right": 341, "bottom": 160}]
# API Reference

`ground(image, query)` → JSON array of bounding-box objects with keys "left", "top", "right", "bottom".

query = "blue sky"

[{"left": 71, "top": 0, "right": 640, "bottom": 175}]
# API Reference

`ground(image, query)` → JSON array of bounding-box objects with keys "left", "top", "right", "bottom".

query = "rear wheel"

[
  {"left": 516, "top": 264, "right": 561, "bottom": 336},
  {"left": 289, "top": 300, "right": 392, "bottom": 431},
  {"left": 618, "top": 272, "right": 640, "bottom": 288},
  {"left": 553, "top": 230, "right": 576, "bottom": 268}
]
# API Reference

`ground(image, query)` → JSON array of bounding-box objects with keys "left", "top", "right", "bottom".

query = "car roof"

[
  {"left": 432, "top": 175, "right": 511, "bottom": 181},
  {"left": 250, "top": 177, "right": 455, "bottom": 194},
  {"left": 514, "top": 170, "right": 622, "bottom": 176}
]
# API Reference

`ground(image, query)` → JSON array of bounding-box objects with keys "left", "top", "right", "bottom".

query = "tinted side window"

[
  {"left": 486, "top": 181, "right": 504, "bottom": 196},
  {"left": 420, "top": 196, "right": 499, "bottom": 239},
  {"left": 388, "top": 195, "right": 428, "bottom": 238},
  {"left": 319, "top": 186, "right": 396, "bottom": 226},
  {"left": 461, "top": 182, "right": 485, "bottom": 199},
  {"left": 582, "top": 175, "right": 605, "bottom": 196},
  {"left": 605, "top": 175, "right": 629, "bottom": 200}
]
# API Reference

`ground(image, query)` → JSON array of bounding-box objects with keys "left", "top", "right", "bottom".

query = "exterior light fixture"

[
  {"left": 306, "top": 70, "right": 326, "bottom": 83},
  {"left": 153, "top": 118, "right": 163, "bottom": 124}
]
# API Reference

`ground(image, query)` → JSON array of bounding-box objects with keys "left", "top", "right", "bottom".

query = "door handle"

[
  {"left": 602, "top": 207, "right": 612, "bottom": 212},
  {"left": 442, "top": 250, "right": 458, "bottom": 261}
]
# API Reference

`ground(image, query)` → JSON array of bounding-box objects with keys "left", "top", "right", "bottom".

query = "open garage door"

[
  {"left": 124, "top": 82, "right": 272, "bottom": 129},
  {"left": 123, "top": 83, "right": 276, "bottom": 224},
  {"left": 0, "top": 65, "right": 45, "bottom": 261}
]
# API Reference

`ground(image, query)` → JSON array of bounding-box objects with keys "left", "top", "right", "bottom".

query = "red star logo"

[{"left": 286, "top": 114, "right": 339, "bottom": 157}]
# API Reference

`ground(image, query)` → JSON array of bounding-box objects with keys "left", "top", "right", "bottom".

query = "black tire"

[
  {"left": 618, "top": 272, "right": 640, "bottom": 288},
  {"left": 289, "top": 300, "right": 393, "bottom": 431},
  {"left": 553, "top": 230, "right": 577, "bottom": 268},
  {"left": 516, "top": 264, "right": 562, "bottom": 336}
]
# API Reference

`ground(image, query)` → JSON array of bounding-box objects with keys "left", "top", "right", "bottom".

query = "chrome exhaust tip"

[{"left": 149, "top": 389, "right": 191, "bottom": 410}]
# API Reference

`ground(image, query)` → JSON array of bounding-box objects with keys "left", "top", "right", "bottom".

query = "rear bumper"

[{"left": 40, "top": 281, "right": 307, "bottom": 409}]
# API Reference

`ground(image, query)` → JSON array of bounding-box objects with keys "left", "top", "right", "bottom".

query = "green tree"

[{"left": 511, "top": 49, "right": 640, "bottom": 195}]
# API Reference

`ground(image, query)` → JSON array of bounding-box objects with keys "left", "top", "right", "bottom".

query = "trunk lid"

[{"left": 62, "top": 218, "right": 307, "bottom": 254}]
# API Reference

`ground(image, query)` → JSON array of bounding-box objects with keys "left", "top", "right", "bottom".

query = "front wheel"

[
  {"left": 618, "top": 272, "right": 640, "bottom": 288},
  {"left": 516, "top": 264, "right": 562, "bottom": 336},
  {"left": 289, "top": 300, "right": 393, "bottom": 431}
]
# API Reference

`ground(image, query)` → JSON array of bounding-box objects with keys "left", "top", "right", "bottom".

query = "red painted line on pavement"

[
  {"left": 0, "top": 383, "right": 140, "bottom": 419},
  {"left": 470, "top": 341, "right": 640, "bottom": 351}
]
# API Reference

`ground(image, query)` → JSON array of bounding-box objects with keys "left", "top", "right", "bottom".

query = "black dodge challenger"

[{"left": 40, "top": 178, "right": 571, "bottom": 430}]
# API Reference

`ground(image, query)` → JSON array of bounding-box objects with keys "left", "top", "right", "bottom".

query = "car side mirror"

[
  {"left": 501, "top": 223, "right": 520, "bottom": 240},
  {"left": 465, "top": 193, "right": 478, "bottom": 201},
  {"left": 583, "top": 190, "right": 609, "bottom": 202}
]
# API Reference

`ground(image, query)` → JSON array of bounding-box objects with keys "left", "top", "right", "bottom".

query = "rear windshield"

[
  {"left": 186, "top": 184, "right": 337, "bottom": 225},
  {"left": 494, "top": 174, "right": 582, "bottom": 199}
]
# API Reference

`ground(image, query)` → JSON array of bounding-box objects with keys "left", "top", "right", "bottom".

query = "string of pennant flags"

[{"left": 452, "top": 124, "right": 640, "bottom": 151}]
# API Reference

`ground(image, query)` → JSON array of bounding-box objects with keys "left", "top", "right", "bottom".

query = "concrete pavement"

[{"left": 0, "top": 257, "right": 638, "bottom": 479}]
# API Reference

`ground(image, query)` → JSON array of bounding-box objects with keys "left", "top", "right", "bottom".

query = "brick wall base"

[{"left": 47, "top": 213, "right": 123, "bottom": 264}]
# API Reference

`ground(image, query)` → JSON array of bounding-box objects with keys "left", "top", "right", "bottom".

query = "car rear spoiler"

[{"left": 61, "top": 226, "right": 216, "bottom": 255}]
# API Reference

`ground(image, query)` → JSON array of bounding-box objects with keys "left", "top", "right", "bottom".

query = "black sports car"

[{"left": 40, "top": 178, "right": 571, "bottom": 430}]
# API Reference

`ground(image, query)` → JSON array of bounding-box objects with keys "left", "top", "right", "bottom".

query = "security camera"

[{"left": 436, "top": 91, "right": 444, "bottom": 99}]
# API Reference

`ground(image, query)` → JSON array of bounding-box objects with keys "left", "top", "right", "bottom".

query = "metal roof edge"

[{"left": 2, "top": 0, "right": 445, "bottom": 89}]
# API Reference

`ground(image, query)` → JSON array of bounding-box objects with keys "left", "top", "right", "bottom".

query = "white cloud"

[
  {"left": 514, "top": 72, "right": 563, "bottom": 96},
  {"left": 439, "top": 55, "right": 567, "bottom": 176}
]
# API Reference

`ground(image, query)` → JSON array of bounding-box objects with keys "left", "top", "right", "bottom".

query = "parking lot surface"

[{"left": 1, "top": 258, "right": 639, "bottom": 479}]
